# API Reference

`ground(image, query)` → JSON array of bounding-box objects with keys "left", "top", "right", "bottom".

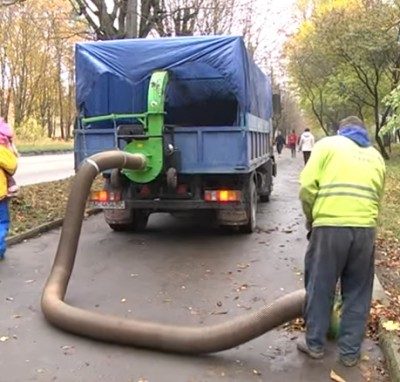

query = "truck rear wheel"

[
  {"left": 260, "top": 191, "right": 270, "bottom": 203},
  {"left": 131, "top": 210, "right": 150, "bottom": 231},
  {"left": 240, "top": 180, "right": 257, "bottom": 234},
  {"left": 108, "top": 210, "right": 149, "bottom": 232},
  {"left": 108, "top": 223, "right": 130, "bottom": 232},
  {"left": 258, "top": 164, "right": 272, "bottom": 203}
]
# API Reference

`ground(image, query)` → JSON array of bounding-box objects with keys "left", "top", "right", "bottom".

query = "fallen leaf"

[
  {"left": 235, "top": 284, "right": 249, "bottom": 292},
  {"left": 252, "top": 369, "right": 262, "bottom": 376},
  {"left": 0, "top": 336, "right": 10, "bottom": 342},
  {"left": 121, "top": 298, "right": 127, "bottom": 303},
  {"left": 382, "top": 320, "right": 400, "bottom": 331},
  {"left": 25, "top": 279, "right": 35, "bottom": 284},
  {"left": 330, "top": 370, "right": 346, "bottom": 382},
  {"left": 12, "top": 314, "right": 21, "bottom": 319},
  {"left": 361, "top": 354, "right": 370, "bottom": 362}
]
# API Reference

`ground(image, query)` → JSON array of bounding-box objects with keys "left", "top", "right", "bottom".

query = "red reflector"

[
  {"left": 177, "top": 185, "right": 187, "bottom": 194},
  {"left": 140, "top": 186, "right": 151, "bottom": 195},
  {"left": 204, "top": 190, "right": 241, "bottom": 202}
]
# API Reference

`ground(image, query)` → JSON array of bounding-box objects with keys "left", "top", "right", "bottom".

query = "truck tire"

[
  {"left": 108, "top": 210, "right": 149, "bottom": 232},
  {"left": 131, "top": 210, "right": 149, "bottom": 232},
  {"left": 240, "top": 180, "right": 257, "bottom": 234},
  {"left": 258, "top": 164, "right": 272, "bottom": 203},
  {"left": 108, "top": 223, "right": 131, "bottom": 232}
]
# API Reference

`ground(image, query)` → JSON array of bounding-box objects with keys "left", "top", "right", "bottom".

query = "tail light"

[
  {"left": 204, "top": 190, "right": 241, "bottom": 202},
  {"left": 89, "top": 190, "right": 122, "bottom": 202}
]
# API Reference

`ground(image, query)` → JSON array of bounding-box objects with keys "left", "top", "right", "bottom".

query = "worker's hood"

[{"left": 338, "top": 125, "right": 371, "bottom": 147}]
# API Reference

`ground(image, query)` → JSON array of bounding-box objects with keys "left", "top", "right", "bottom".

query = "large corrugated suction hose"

[{"left": 41, "top": 150, "right": 306, "bottom": 354}]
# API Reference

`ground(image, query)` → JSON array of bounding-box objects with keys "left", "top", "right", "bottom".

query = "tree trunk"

[
  {"left": 47, "top": 108, "right": 54, "bottom": 138},
  {"left": 126, "top": 0, "right": 138, "bottom": 38},
  {"left": 375, "top": 129, "right": 389, "bottom": 159},
  {"left": 56, "top": 50, "right": 65, "bottom": 140}
]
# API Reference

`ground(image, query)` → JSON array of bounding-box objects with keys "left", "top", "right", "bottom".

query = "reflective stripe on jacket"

[{"left": 299, "top": 135, "right": 385, "bottom": 227}]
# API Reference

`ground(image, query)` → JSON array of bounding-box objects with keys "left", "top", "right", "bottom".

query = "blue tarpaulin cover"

[{"left": 75, "top": 35, "right": 272, "bottom": 124}]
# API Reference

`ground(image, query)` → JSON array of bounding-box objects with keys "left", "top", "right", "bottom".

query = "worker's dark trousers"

[{"left": 304, "top": 227, "right": 375, "bottom": 359}]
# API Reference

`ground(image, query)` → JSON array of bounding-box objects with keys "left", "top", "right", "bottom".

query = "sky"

[{"left": 253, "top": 0, "right": 300, "bottom": 82}]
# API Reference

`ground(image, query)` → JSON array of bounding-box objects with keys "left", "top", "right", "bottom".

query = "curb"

[
  {"left": 6, "top": 209, "right": 101, "bottom": 247},
  {"left": 380, "top": 331, "right": 400, "bottom": 382},
  {"left": 373, "top": 275, "right": 400, "bottom": 382},
  {"left": 19, "top": 149, "right": 73, "bottom": 157}
]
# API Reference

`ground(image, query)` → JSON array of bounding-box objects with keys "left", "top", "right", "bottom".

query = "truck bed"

[{"left": 74, "top": 114, "right": 272, "bottom": 175}]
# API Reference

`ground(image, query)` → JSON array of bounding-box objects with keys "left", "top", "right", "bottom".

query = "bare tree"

[
  {"left": 69, "top": 0, "right": 165, "bottom": 39},
  {"left": 126, "top": 0, "right": 138, "bottom": 37},
  {"left": 69, "top": 0, "right": 261, "bottom": 42}
]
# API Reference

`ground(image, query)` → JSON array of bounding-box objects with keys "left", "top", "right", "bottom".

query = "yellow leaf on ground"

[
  {"left": 382, "top": 320, "right": 400, "bottom": 331},
  {"left": 330, "top": 369, "right": 346, "bottom": 382}
]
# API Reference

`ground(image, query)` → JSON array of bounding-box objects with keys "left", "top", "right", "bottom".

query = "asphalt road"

[
  {"left": 0, "top": 150, "right": 386, "bottom": 382},
  {"left": 14, "top": 153, "right": 74, "bottom": 186}
]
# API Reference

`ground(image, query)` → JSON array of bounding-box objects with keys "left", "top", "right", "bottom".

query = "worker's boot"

[{"left": 296, "top": 338, "right": 324, "bottom": 359}]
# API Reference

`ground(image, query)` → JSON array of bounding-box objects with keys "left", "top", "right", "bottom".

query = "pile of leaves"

[
  {"left": 9, "top": 176, "right": 103, "bottom": 237},
  {"left": 282, "top": 300, "right": 399, "bottom": 358}
]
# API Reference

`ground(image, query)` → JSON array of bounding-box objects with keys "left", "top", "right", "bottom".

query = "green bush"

[{"left": 15, "top": 118, "right": 46, "bottom": 142}]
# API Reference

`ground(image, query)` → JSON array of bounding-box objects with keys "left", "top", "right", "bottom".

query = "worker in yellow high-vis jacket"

[{"left": 297, "top": 116, "right": 386, "bottom": 367}]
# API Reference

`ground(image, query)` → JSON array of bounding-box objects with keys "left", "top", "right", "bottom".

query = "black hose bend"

[{"left": 41, "top": 150, "right": 306, "bottom": 354}]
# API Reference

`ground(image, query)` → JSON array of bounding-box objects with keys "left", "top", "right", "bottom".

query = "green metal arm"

[{"left": 81, "top": 113, "right": 147, "bottom": 127}]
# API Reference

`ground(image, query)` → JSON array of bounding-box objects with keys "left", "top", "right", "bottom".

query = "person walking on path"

[
  {"left": 0, "top": 134, "right": 18, "bottom": 260},
  {"left": 298, "top": 128, "right": 315, "bottom": 165},
  {"left": 287, "top": 130, "right": 297, "bottom": 158},
  {"left": 275, "top": 132, "right": 286, "bottom": 155},
  {"left": 297, "top": 116, "right": 386, "bottom": 367}
]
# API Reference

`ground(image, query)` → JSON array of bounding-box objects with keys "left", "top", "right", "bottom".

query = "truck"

[{"left": 74, "top": 35, "right": 277, "bottom": 233}]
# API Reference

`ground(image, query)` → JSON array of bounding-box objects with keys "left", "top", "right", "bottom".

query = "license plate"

[{"left": 89, "top": 201, "right": 126, "bottom": 210}]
